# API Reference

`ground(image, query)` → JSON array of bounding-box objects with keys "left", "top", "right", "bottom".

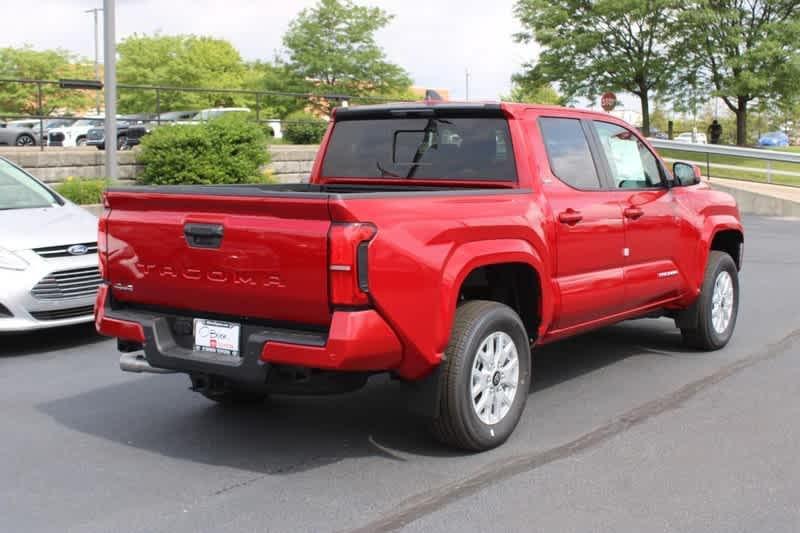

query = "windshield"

[
  {"left": 72, "top": 119, "right": 104, "bottom": 128},
  {"left": 321, "top": 117, "right": 517, "bottom": 181},
  {"left": 46, "top": 119, "right": 75, "bottom": 129},
  {"left": 0, "top": 159, "right": 60, "bottom": 210}
]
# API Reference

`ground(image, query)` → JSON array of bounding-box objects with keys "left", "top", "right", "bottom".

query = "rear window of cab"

[{"left": 321, "top": 117, "right": 517, "bottom": 181}]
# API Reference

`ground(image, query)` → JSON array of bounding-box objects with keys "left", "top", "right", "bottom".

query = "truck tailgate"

[{"left": 104, "top": 190, "right": 332, "bottom": 326}]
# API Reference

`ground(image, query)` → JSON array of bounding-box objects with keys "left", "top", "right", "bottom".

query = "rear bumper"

[{"left": 94, "top": 285, "right": 403, "bottom": 382}]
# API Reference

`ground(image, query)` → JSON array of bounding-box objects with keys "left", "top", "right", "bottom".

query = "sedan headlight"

[{"left": 0, "top": 247, "right": 29, "bottom": 271}]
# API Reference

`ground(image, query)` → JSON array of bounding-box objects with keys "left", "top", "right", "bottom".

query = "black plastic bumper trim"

[{"left": 104, "top": 304, "right": 328, "bottom": 385}]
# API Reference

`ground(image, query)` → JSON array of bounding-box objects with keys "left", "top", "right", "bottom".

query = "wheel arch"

[
  {"left": 693, "top": 216, "right": 743, "bottom": 292},
  {"left": 439, "top": 239, "right": 553, "bottom": 353}
]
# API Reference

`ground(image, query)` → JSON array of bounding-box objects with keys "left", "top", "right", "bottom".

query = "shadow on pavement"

[
  {"left": 37, "top": 318, "right": 686, "bottom": 474},
  {"left": 0, "top": 323, "right": 106, "bottom": 358},
  {"left": 531, "top": 318, "right": 694, "bottom": 393}
]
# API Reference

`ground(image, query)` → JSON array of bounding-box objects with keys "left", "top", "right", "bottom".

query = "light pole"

[
  {"left": 103, "top": 0, "right": 118, "bottom": 180},
  {"left": 85, "top": 7, "right": 103, "bottom": 115},
  {"left": 465, "top": 68, "right": 471, "bottom": 102}
]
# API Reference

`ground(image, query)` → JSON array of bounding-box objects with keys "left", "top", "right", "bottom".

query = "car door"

[
  {"left": 589, "top": 120, "right": 684, "bottom": 310},
  {"left": 537, "top": 116, "right": 627, "bottom": 331}
]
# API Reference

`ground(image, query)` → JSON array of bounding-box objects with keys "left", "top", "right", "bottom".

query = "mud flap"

[{"left": 404, "top": 365, "right": 444, "bottom": 418}]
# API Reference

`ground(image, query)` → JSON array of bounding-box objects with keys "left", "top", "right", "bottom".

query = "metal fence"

[{"left": 650, "top": 139, "right": 800, "bottom": 188}]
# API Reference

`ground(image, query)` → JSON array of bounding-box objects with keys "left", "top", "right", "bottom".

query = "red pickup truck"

[{"left": 95, "top": 102, "right": 742, "bottom": 451}]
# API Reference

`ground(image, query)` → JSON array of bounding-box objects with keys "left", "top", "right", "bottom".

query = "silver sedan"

[
  {"left": 0, "top": 157, "right": 100, "bottom": 332},
  {"left": 0, "top": 123, "right": 38, "bottom": 147}
]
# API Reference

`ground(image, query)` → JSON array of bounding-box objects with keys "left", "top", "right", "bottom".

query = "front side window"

[
  {"left": 593, "top": 121, "right": 663, "bottom": 189},
  {"left": 539, "top": 117, "right": 601, "bottom": 190},
  {"left": 0, "top": 159, "right": 60, "bottom": 210},
  {"left": 321, "top": 117, "right": 517, "bottom": 181}
]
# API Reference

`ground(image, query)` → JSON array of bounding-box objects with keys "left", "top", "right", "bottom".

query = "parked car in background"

[
  {"left": 264, "top": 119, "right": 284, "bottom": 139},
  {"left": 675, "top": 132, "right": 708, "bottom": 144},
  {"left": 7, "top": 118, "right": 41, "bottom": 131},
  {"left": 85, "top": 119, "right": 151, "bottom": 150},
  {"left": 183, "top": 107, "right": 283, "bottom": 138},
  {"left": 6, "top": 118, "right": 79, "bottom": 146},
  {"left": 155, "top": 110, "right": 197, "bottom": 123},
  {"left": 190, "top": 107, "right": 251, "bottom": 122},
  {"left": 0, "top": 157, "right": 100, "bottom": 332},
  {"left": 757, "top": 131, "right": 790, "bottom": 148},
  {"left": 0, "top": 122, "right": 38, "bottom": 146},
  {"left": 0, "top": 122, "right": 41, "bottom": 146},
  {"left": 47, "top": 117, "right": 105, "bottom": 147}
]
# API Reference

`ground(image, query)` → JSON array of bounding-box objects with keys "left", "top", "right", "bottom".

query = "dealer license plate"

[{"left": 193, "top": 319, "right": 241, "bottom": 358}]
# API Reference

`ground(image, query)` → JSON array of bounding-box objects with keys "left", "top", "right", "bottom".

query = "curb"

[{"left": 710, "top": 181, "right": 800, "bottom": 218}]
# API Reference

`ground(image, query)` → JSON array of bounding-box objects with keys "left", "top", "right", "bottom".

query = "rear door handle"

[
  {"left": 623, "top": 207, "right": 644, "bottom": 220},
  {"left": 558, "top": 210, "right": 583, "bottom": 225}
]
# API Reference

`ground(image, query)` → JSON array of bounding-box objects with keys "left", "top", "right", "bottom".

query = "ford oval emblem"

[{"left": 68, "top": 244, "right": 89, "bottom": 256}]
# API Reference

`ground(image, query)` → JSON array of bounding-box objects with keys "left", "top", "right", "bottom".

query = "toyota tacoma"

[{"left": 95, "top": 102, "right": 743, "bottom": 451}]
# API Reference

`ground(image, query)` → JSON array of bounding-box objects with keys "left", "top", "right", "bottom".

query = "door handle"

[
  {"left": 558, "top": 209, "right": 583, "bottom": 225},
  {"left": 184, "top": 223, "right": 224, "bottom": 248},
  {"left": 623, "top": 207, "right": 644, "bottom": 220}
]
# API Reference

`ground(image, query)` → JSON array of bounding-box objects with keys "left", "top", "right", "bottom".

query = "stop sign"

[{"left": 601, "top": 92, "right": 617, "bottom": 112}]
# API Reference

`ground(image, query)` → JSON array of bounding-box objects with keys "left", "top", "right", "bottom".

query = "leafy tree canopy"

[
  {"left": 116, "top": 34, "right": 247, "bottom": 114},
  {"left": 503, "top": 82, "right": 565, "bottom": 105},
  {"left": 0, "top": 46, "right": 95, "bottom": 115},
  {"left": 282, "top": 0, "right": 412, "bottom": 101},
  {"left": 677, "top": 0, "right": 800, "bottom": 145},
  {"left": 514, "top": 0, "right": 679, "bottom": 136}
]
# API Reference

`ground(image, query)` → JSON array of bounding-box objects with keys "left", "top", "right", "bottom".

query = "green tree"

[
  {"left": 282, "top": 0, "right": 412, "bottom": 103},
  {"left": 244, "top": 59, "right": 310, "bottom": 118},
  {"left": 677, "top": 1, "right": 800, "bottom": 145},
  {"left": 504, "top": 82, "right": 565, "bottom": 105},
  {"left": 116, "top": 34, "right": 247, "bottom": 113},
  {"left": 0, "top": 46, "right": 95, "bottom": 114},
  {"left": 514, "top": 0, "right": 679, "bottom": 136}
]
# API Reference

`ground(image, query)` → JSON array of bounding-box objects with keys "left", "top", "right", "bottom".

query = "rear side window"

[
  {"left": 539, "top": 117, "right": 601, "bottom": 190},
  {"left": 321, "top": 118, "right": 517, "bottom": 181}
]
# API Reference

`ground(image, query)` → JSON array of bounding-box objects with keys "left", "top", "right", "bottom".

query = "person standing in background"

[{"left": 708, "top": 120, "right": 723, "bottom": 144}]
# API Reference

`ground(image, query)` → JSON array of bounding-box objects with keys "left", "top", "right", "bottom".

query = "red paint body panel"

[
  {"left": 96, "top": 102, "right": 743, "bottom": 382},
  {"left": 261, "top": 309, "right": 402, "bottom": 371},
  {"left": 94, "top": 284, "right": 145, "bottom": 342},
  {"left": 104, "top": 192, "right": 331, "bottom": 326}
]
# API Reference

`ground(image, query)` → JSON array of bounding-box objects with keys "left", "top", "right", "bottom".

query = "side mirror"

[{"left": 672, "top": 161, "right": 702, "bottom": 186}]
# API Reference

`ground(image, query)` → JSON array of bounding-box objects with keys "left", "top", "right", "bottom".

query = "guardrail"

[{"left": 649, "top": 139, "right": 800, "bottom": 187}]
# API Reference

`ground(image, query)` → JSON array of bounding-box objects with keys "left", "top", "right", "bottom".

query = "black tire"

[
  {"left": 681, "top": 251, "right": 739, "bottom": 350},
  {"left": 117, "top": 135, "right": 127, "bottom": 150},
  {"left": 429, "top": 300, "right": 532, "bottom": 451},
  {"left": 75, "top": 137, "right": 86, "bottom": 146},
  {"left": 15, "top": 134, "right": 35, "bottom": 147}
]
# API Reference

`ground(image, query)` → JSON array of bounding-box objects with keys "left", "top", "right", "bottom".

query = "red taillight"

[{"left": 328, "top": 222, "right": 376, "bottom": 306}]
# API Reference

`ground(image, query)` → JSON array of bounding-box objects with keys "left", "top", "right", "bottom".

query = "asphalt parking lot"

[{"left": 2, "top": 215, "right": 799, "bottom": 533}]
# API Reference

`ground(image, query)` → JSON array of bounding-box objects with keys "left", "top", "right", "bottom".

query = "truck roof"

[{"left": 334, "top": 101, "right": 625, "bottom": 122}]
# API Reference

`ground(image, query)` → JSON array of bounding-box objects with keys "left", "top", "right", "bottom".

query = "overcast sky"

[{"left": 0, "top": 0, "right": 536, "bottom": 100}]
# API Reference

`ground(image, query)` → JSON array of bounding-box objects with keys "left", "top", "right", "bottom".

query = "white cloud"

[{"left": 0, "top": 0, "right": 534, "bottom": 100}]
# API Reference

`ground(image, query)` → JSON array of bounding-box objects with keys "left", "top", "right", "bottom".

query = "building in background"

[{"left": 411, "top": 87, "right": 451, "bottom": 101}]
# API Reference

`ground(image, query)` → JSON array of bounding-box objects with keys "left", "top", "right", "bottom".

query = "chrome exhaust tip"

[{"left": 119, "top": 352, "right": 176, "bottom": 374}]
